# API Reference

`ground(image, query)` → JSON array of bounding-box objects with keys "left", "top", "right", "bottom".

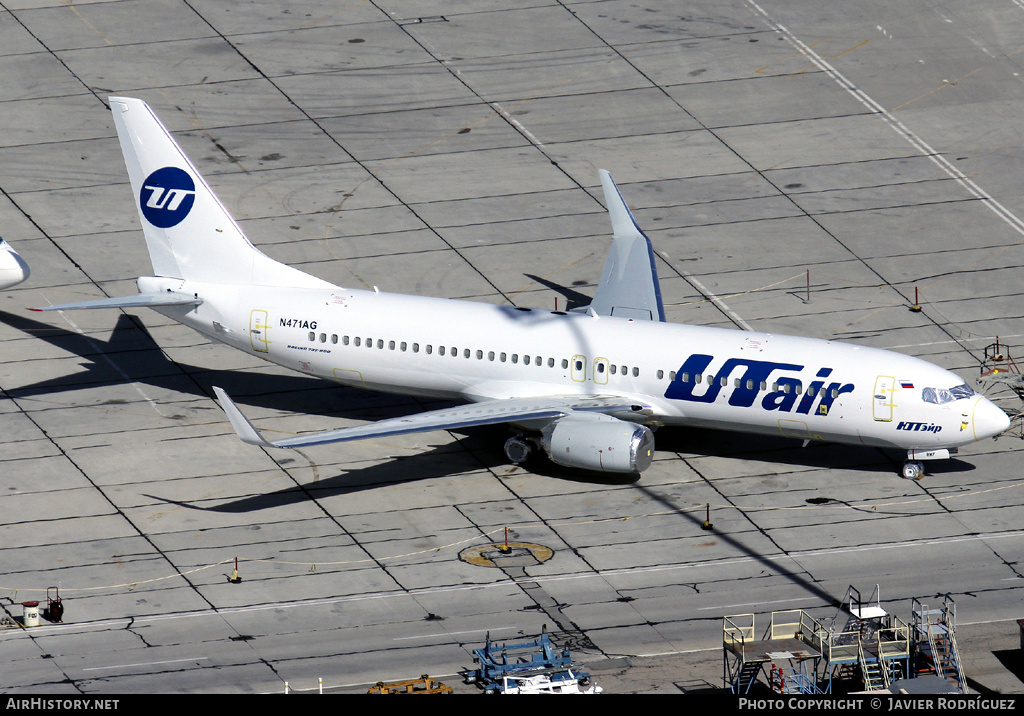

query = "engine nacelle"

[{"left": 541, "top": 413, "right": 655, "bottom": 473}]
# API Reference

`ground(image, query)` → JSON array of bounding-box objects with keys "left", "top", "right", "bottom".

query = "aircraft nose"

[{"left": 973, "top": 397, "right": 1011, "bottom": 441}]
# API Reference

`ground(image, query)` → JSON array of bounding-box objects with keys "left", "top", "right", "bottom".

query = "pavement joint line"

[{"left": 747, "top": 0, "right": 1024, "bottom": 238}]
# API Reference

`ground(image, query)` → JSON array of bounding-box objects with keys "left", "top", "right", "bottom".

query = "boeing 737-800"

[{"left": 31, "top": 98, "right": 1010, "bottom": 479}]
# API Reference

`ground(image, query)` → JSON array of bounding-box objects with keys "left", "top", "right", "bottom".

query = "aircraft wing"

[
  {"left": 585, "top": 170, "right": 666, "bottom": 322},
  {"left": 214, "top": 386, "right": 650, "bottom": 449}
]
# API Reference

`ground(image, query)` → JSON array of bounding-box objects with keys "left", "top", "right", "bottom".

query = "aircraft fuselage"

[{"left": 144, "top": 276, "right": 1006, "bottom": 454}]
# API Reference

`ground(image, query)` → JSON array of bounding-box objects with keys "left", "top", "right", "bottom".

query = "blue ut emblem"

[{"left": 141, "top": 167, "right": 196, "bottom": 228}]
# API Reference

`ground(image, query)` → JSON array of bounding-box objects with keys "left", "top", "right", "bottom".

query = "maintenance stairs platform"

[
  {"left": 724, "top": 586, "right": 912, "bottom": 694},
  {"left": 724, "top": 611, "right": 825, "bottom": 694},
  {"left": 912, "top": 596, "right": 967, "bottom": 694}
]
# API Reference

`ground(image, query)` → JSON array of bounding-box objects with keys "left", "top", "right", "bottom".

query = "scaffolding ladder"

[
  {"left": 827, "top": 586, "right": 909, "bottom": 692},
  {"left": 858, "top": 641, "right": 890, "bottom": 692},
  {"left": 912, "top": 596, "right": 967, "bottom": 693}
]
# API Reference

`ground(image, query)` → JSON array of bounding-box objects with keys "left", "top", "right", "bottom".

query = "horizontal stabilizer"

[
  {"left": 585, "top": 170, "right": 666, "bottom": 322},
  {"left": 29, "top": 292, "right": 202, "bottom": 312},
  {"left": 213, "top": 386, "right": 649, "bottom": 450}
]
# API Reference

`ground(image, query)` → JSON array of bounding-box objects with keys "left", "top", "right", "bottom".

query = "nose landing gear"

[
  {"left": 901, "top": 460, "right": 924, "bottom": 480},
  {"left": 901, "top": 449, "right": 952, "bottom": 480}
]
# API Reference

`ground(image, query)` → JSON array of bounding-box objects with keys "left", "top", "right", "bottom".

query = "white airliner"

[
  {"left": 0, "top": 239, "right": 30, "bottom": 289},
  {"left": 31, "top": 97, "right": 1010, "bottom": 479}
]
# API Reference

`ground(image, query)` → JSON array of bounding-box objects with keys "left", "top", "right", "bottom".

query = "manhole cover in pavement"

[{"left": 459, "top": 542, "right": 554, "bottom": 567}]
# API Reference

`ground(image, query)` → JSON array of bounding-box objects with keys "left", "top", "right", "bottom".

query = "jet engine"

[{"left": 540, "top": 413, "right": 655, "bottom": 473}]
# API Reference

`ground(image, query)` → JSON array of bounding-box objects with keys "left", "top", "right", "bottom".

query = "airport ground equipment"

[
  {"left": 723, "top": 610, "right": 826, "bottom": 694},
  {"left": 465, "top": 631, "right": 594, "bottom": 693},
  {"left": 979, "top": 339, "right": 1024, "bottom": 397},
  {"left": 978, "top": 339, "right": 1024, "bottom": 435},
  {"left": 827, "top": 585, "right": 910, "bottom": 692},
  {"left": 367, "top": 675, "right": 452, "bottom": 694},
  {"left": 911, "top": 595, "right": 966, "bottom": 694},
  {"left": 723, "top": 586, "right": 911, "bottom": 694},
  {"left": 43, "top": 586, "right": 63, "bottom": 623},
  {"left": 497, "top": 670, "right": 602, "bottom": 694}
]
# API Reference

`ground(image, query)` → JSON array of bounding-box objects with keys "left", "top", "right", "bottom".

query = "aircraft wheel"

[
  {"left": 504, "top": 436, "right": 533, "bottom": 464},
  {"left": 901, "top": 461, "right": 924, "bottom": 480}
]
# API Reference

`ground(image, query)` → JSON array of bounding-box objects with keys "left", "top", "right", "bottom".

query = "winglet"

[
  {"left": 213, "top": 386, "right": 275, "bottom": 447},
  {"left": 586, "top": 170, "right": 666, "bottom": 322}
]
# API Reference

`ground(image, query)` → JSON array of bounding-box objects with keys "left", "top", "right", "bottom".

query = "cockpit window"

[{"left": 921, "top": 383, "right": 975, "bottom": 405}]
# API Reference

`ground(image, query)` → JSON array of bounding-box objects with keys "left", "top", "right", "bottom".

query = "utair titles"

[{"left": 664, "top": 353, "right": 854, "bottom": 417}]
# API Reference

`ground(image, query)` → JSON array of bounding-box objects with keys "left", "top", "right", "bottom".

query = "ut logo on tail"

[{"left": 141, "top": 167, "right": 196, "bottom": 228}]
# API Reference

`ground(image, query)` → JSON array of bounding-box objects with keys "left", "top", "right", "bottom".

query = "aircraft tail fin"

[{"left": 109, "top": 97, "right": 334, "bottom": 289}]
